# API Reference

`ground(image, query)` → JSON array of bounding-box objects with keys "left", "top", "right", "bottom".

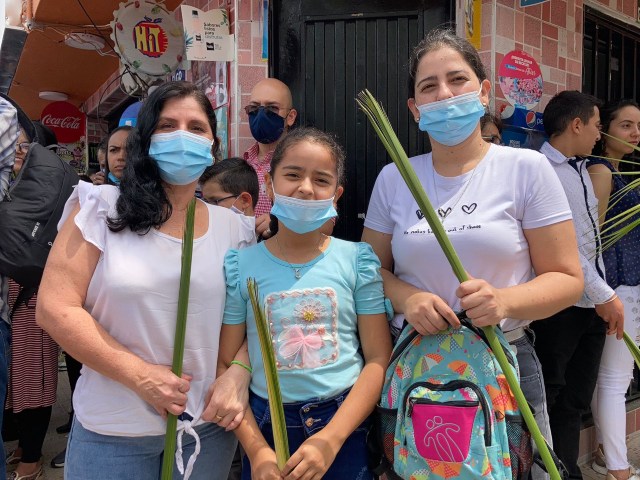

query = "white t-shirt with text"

[{"left": 364, "top": 144, "right": 572, "bottom": 332}]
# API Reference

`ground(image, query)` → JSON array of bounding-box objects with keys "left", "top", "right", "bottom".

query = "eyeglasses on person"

[
  {"left": 16, "top": 142, "right": 30, "bottom": 153},
  {"left": 244, "top": 104, "right": 282, "bottom": 116},
  {"left": 204, "top": 194, "right": 238, "bottom": 206}
]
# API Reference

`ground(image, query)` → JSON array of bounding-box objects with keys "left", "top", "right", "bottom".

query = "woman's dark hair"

[
  {"left": 480, "top": 112, "right": 502, "bottom": 133},
  {"left": 592, "top": 99, "right": 640, "bottom": 158},
  {"left": 105, "top": 125, "right": 132, "bottom": 185},
  {"left": 408, "top": 28, "right": 487, "bottom": 98},
  {"left": 268, "top": 127, "right": 345, "bottom": 236},
  {"left": 108, "top": 81, "right": 219, "bottom": 233}
]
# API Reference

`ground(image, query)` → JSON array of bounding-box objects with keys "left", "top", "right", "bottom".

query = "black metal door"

[{"left": 272, "top": 0, "right": 453, "bottom": 240}]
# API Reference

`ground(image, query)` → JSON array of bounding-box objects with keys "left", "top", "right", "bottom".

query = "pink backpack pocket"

[{"left": 409, "top": 399, "right": 478, "bottom": 462}]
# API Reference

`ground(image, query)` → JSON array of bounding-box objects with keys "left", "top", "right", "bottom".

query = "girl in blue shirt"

[{"left": 218, "top": 127, "right": 391, "bottom": 480}]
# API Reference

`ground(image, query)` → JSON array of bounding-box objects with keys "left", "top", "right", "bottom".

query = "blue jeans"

[
  {"left": 242, "top": 390, "right": 372, "bottom": 480},
  {"left": 0, "top": 320, "right": 10, "bottom": 480},
  {"left": 65, "top": 417, "right": 237, "bottom": 480},
  {"left": 511, "top": 328, "right": 552, "bottom": 480}
]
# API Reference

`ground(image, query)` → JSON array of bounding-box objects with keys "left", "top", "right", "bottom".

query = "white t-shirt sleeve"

[
  {"left": 518, "top": 152, "right": 572, "bottom": 229},
  {"left": 58, "top": 182, "right": 119, "bottom": 252},
  {"left": 363, "top": 164, "right": 396, "bottom": 234}
]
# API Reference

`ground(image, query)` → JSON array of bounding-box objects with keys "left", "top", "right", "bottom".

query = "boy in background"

[{"left": 200, "top": 157, "right": 259, "bottom": 217}]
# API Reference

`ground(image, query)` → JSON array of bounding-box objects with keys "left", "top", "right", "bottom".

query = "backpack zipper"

[{"left": 407, "top": 398, "right": 478, "bottom": 416}]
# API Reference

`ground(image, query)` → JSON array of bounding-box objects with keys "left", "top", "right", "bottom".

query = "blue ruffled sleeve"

[
  {"left": 354, "top": 242, "right": 387, "bottom": 315},
  {"left": 222, "top": 249, "right": 248, "bottom": 325},
  {"left": 57, "top": 182, "right": 119, "bottom": 252}
]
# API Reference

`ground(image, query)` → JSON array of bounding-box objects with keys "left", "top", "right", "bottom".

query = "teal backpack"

[{"left": 371, "top": 319, "right": 533, "bottom": 479}]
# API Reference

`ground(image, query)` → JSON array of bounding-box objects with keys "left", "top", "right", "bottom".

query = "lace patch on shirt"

[{"left": 265, "top": 288, "right": 338, "bottom": 370}]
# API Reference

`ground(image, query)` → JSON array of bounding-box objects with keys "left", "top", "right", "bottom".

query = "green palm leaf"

[
  {"left": 624, "top": 332, "right": 640, "bottom": 369},
  {"left": 162, "top": 198, "right": 196, "bottom": 480},
  {"left": 247, "top": 278, "right": 290, "bottom": 469},
  {"left": 356, "top": 89, "right": 562, "bottom": 480}
]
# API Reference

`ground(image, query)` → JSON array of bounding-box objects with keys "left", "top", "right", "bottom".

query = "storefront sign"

[
  {"left": 41, "top": 101, "right": 87, "bottom": 174},
  {"left": 498, "top": 50, "right": 543, "bottom": 110},
  {"left": 111, "top": 1, "right": 184, "bottom": 79},
  {"left": 181, "top": 6, "right": 234, "bottom": 62}
]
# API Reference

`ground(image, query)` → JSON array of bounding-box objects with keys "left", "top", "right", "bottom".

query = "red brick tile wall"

[
  {"left": 479, "top": 0, "right": 637, "bottom": 115},
  {"left": 478, "top": 0, "right": 585, "bottom": 115}
]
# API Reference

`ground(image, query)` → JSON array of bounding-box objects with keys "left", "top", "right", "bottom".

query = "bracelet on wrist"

[{"left": 230, "top": 360, "right": 252, "bottom": 374}]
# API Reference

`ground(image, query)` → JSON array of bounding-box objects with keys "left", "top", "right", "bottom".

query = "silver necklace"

[
  {"left": 274, "top": 234, "right": 325, "bottom": 279},
  {"left": 431, "top": 161, "right": 480, "bottom": 221}
]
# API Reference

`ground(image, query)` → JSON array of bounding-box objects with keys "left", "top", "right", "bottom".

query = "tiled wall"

[
  {"left": 592, "top": 0, "right": 636, "bottom": 19},
  {"left": 478, "top": 0, "right": 584, "bottom": 115},
  {"left": 84, "top": 0, "right": 268, "bottom": 157}
]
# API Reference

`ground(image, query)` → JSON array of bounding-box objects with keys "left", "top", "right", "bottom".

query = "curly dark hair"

[
  {"left": 268, "top": 127, "right": 345, "bottom": 236},
  {"left": 108, "top": 81, "right": 219, "bottom": 233}
]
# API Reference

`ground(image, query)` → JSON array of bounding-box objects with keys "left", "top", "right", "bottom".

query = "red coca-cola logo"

[{"left": 40, "top": 102, "right": 86, "bottom": 143}]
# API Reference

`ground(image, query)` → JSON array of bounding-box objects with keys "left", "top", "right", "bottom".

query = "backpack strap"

[
  {"left": 389, "top": 325, "right": 420, "bottom": 365},
  {"left": 10, "top": 285, "right": 37, "bottom": 320},
  {"left": 533, "top": 439, "right": 569, "bottom": 479}
]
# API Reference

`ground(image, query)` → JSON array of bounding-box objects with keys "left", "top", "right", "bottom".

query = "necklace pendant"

[{"left": 294, "top": 268, "right": 301, "bottom": 279}]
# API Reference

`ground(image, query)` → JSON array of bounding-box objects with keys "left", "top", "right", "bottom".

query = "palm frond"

[
  {"left": 247, "top": 278, "right": 290, "bottom": 469},
  {"left": 162, "top": 198, "right": 197, "bottom": 479}
]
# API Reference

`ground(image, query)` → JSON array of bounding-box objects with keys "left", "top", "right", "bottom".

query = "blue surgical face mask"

[
  {"left": 417, "top": 88, "right": 486, "bottom": 146},
  {"left": 107, "top": 172, "right": 121, "bottom": 185},
  {"left": 149, "top": 130, "right": 213, "bottom": 185},
  {"left": 249, "top": 107, "right": 286, "bottom": 144},
  {"left": 270, "top": 186, "right": 337, "bottom": 234}
]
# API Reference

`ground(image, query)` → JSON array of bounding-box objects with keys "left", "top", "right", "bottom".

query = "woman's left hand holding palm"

[{"left": 457, "top": 274, "right": 507, "bottom": 327}]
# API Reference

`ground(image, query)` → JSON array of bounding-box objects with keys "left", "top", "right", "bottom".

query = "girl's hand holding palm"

[{"left": 282, "top": 430, "right": 341, "bottom": 480}]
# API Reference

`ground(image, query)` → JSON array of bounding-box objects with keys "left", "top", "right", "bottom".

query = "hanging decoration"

[{"left": 111, "top": 1, "right": 185, "bottom": 94}]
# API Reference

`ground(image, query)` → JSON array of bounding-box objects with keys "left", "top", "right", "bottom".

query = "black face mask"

[{"left": 249, "top": 107, "right": 286, "bottom": 144}]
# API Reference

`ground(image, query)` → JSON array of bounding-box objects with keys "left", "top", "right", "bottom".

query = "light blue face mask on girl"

[
  {"left": 149, "top": 130, "right": 213, "bottom": 185},
  {"left": 417, "top": 88, "right": 486, "bottom": 146},
  {"left": 107, "top": 172, "right": 120, "bottom": 185},
  {"left": 270, "top": 187, "right": 337, "bottom": 234}
]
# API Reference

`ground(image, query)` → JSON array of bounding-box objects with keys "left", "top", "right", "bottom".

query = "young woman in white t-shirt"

[
  {"left": 361, "top": 29, "right": 584, "bottom": 479},
  {"left": 36, "top": 82, "right": 255, "bottom": 480}
]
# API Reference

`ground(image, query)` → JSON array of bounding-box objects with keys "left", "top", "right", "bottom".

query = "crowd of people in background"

[{"left": 0, "top": 27, "right": 639, "bottom": 480}]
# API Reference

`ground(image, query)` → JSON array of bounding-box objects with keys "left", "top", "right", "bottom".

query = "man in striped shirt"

[{"left": 243, "top": 78, "right": 297, "bottom": 239}]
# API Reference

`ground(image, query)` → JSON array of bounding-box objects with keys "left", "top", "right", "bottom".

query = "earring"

[{"left": 415, "top": 117, "right": 420, "bottom": 123}]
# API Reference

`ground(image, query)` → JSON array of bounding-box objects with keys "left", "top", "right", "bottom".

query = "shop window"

[{"left": 584, "top": 7, "right": 640, "bottom": 105}]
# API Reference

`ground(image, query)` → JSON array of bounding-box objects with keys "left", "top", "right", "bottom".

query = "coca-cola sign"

[{"left": 40, "top": 101, "right": 86, "bottom": 144}]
